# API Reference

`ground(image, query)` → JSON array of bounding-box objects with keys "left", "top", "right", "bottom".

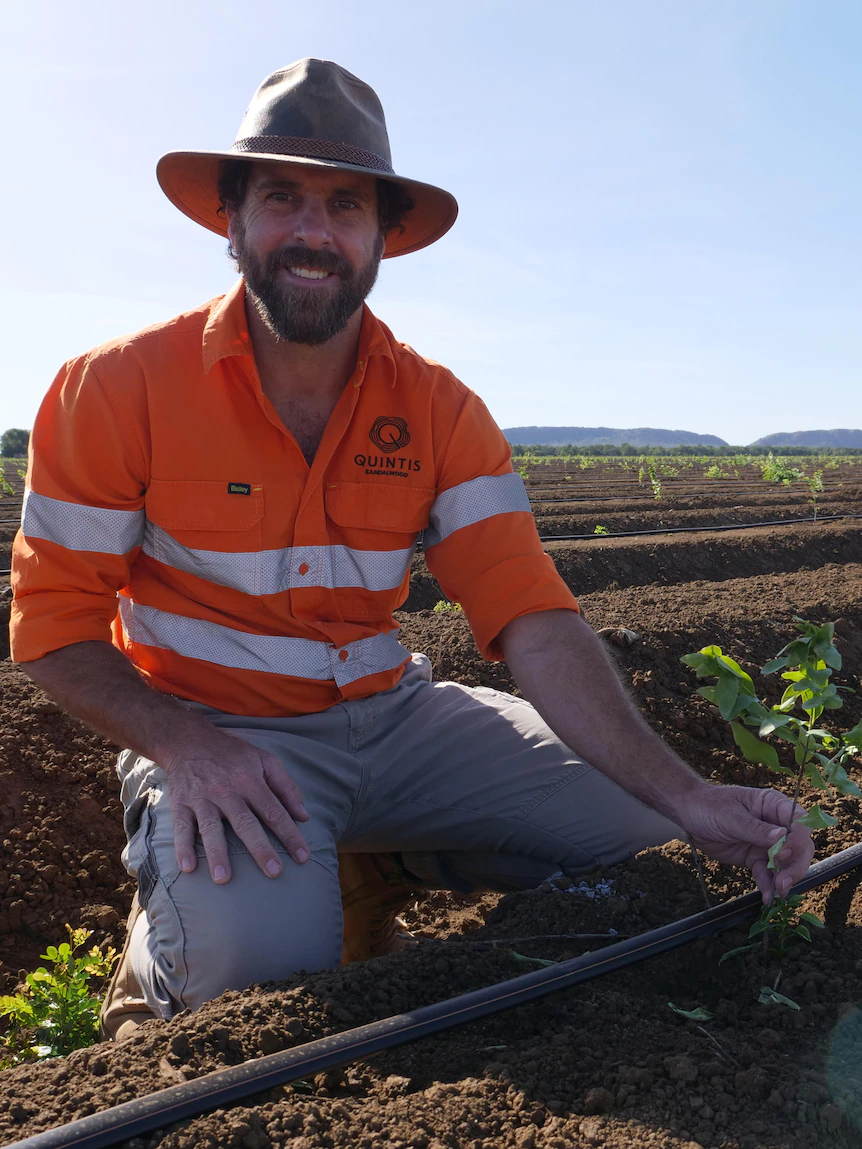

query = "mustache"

[{"left": 266, "top": 246, "right": 354, "bottom": 278}]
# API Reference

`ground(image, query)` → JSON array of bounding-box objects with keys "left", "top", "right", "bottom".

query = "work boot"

[
  {"left": 98, "top": 893, "right": 157, "bottom": 1041},
  {"left": 339, "top": 852, "right": 425, "bottom": 963}
]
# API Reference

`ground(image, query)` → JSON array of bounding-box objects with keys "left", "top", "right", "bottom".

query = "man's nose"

[{"left": 291, "top": 196, "right": 333, "bottom": 248}]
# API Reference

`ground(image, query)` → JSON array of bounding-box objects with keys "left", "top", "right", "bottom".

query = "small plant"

[
  {"left": 760, "top": 452, "right": 803, "bottom": 486},
  {"left": 0, "top": 463, "right": 14, "bottom": 497},
  {"left": 705, "top": 464, "right": 728, "bottom": 479},
  {"left": 579, "top": 456, "right": 597, "bottom": 470},
  {"left": 720, "top": 894, "right": 825, "bottom": 964},
  {"left": 805, "top": 469, "right": 824, "bottom": 519},
  {"left": 647, "top": 461, "right": 662, "bottom": 500},
  {"left": 0, "top": 926, "right": 118, "bottom": 1066},
  {"left": 682, "top": 620, "right": 862, "bottom": 976},
  {"left": 593, "top": 524, "right": 610, "bottom": 535},
  {"left": 433, "top": 600, "right": 463, "bottom": 613}
]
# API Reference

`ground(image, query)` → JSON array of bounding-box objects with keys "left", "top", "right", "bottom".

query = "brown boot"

[
  {"left": 339, "top": 853, "right": 425, "bottom": 963},
  {"left": 98, "top": 893, "right": 158, "bottom": 1041}
]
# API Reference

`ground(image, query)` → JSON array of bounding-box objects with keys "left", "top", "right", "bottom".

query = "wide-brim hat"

[{"left": 157, "top": 58, "right": 458, "bottom": 258}]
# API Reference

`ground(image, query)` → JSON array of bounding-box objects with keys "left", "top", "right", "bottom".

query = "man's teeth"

[{"left": 289, "top": 267, "right": 331, "bottom": 280}]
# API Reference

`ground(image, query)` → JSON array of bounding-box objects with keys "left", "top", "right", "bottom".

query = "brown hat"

[{"left": 157, "top": 59, "right": 458, "bottom": 258}]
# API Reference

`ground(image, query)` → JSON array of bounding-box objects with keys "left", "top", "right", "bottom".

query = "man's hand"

[
  {"left": 676, "top": 784, "right": 815, "bottom": 902},
  {"left": 164, "top": 727, "right": 311, "bottom": 884},
  {"left": 20, "top": 640, "right": 311, "bottom": 885}
]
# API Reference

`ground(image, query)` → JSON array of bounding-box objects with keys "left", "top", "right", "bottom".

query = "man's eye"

[
  {"left": 267, "top": 192, "right": 293, "bottom": 203},
  {"left": 335, "top": 199, "right": 359, "bottom": 210}
]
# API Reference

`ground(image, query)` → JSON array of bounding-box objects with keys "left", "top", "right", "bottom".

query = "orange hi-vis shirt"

[{"left": 11, "top": 280, "right": 579, "bottom": 717}]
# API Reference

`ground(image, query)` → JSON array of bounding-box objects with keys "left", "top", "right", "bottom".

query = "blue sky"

[{"left": 3, "top": 0, "right": 860, "bottom": 445}]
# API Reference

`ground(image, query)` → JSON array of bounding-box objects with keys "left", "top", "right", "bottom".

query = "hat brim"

[{"left": 156, "top": 151, "right": 458, "bottom": 257}]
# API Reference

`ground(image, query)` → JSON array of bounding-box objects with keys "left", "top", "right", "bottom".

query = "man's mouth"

[{"left": 287, "top": 266, "right": 333, "bottom": 280}]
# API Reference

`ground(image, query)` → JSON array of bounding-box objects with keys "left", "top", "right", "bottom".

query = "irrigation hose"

[{"left": 7, "top": 841, "right": 862, "bottom": 1149}]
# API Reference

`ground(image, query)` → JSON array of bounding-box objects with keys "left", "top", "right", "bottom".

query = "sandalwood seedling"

[
  {"left": 0, "top": 926, "right": 118, "bottom": 1067},
  {"left": 760, "top": 452, "right": 803, "bottom": 486},
  {"left": 593, "top": 524, "right": 610, "bottom": 535},
  {"left": 682, "top": 619, "right": 862, "bottom": 965},
  {"left": 433, "top": 600, "right": 463, "bottom": 613}
]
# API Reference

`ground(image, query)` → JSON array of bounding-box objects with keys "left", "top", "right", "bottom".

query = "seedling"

[
  {"left": 682, "top": 620, "right": 862, "bottom": 965},
  {"left": 0, "top": 926, "right": 118, "bottom": 1066},
  {"left": 0, "top": 463, "right": 14, "bottom": 497},
  {"left": 432, "top": 600, "right": 463, "bottom": 613},
  {"left": 705, "top": 464, "right": 728, "bottom": 479},
  {"left": 760, "top": 452, "right": 803, "bottom": 486},
  {"left": 805, "top": 469, "right": 824, "bottom": 519},
  {"left": 593, "top": 524, "right": 610, "bottom": 535},
  {"left": 720, "top": 894, "right": 825, "bottom": 963}
]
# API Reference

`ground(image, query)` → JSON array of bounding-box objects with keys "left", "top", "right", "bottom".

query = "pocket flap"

[
  {"left": 145, "top": 480, "right": 264, "bottom": 532},
  {"left": 325, "top": 481, "right": 436, "bottom": 532}
]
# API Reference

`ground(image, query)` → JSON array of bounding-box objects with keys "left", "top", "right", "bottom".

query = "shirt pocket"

[
  {"left": 142, "top": 479, "right": 266, "bottom": 602},
  {"left": 323, "top": 481, "right": 435, "bottom": 618},
  {"left": 324, "top": 481, "right": 436, "bottom": 537}
]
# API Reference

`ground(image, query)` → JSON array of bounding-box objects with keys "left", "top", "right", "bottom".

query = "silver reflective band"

[
  {"left": 118, "top": 598, "right": 410, "bottom": 687},
  {"left": 424, "top": 473, "right": 531, "bottom": 548},
  {"left": 142, "top": 522, "right": 415, "bottom": 595},
  {"left": 22, "top": 489, "right": 145, "bottom": 555}
]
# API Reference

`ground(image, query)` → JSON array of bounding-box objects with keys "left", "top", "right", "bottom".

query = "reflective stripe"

[
  {"left": 21, "top": 489, "right": 144, "bottom": 555},
  {"left": 142, "top": 522, "right": 415, "bottom": 595},
  {"left": 424, "top": 473, "right": 531, "bottom": 548},
  {"left": 118, "top": 598, "right": 409, "bottom": 687}
]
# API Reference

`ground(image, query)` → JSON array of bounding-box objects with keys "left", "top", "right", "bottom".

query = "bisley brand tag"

[{"left": 228, "top": 482, "right": 252, "bottom": 496}]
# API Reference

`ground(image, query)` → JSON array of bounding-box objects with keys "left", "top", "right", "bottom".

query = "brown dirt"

[{"left": 3, "top": 475, "right": 862, "bottom": 1149}]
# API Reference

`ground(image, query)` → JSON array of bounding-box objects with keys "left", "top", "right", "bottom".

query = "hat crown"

[{"left": 235, "top": 58, "right": 393, "bottom": 168}]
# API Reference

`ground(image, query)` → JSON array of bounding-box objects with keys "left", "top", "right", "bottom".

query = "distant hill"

[
  {"left": 751, "top": 429, "right": 862, "bottom": 448},
  {"left": 503, "top": 426, "right": 728, "bottom": 448}
]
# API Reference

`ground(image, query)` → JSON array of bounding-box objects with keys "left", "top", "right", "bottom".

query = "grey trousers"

[{"left": 118, "top": 654, "right": 680, "bottom": 1018}]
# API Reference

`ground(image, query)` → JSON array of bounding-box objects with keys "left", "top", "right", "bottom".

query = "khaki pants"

[{"left": 118, "top": 654, "right": 680, "bottom": 1017}]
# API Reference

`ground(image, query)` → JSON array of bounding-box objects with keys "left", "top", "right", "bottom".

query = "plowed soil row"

[
  {"left": 3, "top": 561, "right": 862, "bottom": 1148},
  {"left": 404, "top": 521, "right": 862, "bottom": 609}
]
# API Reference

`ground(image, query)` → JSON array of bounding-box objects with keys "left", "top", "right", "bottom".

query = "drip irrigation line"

[
  {"left": 537, "top": 513, "right": 862, "bottom": 542},
  {"left": 7, "top": 841, "right": 862, "bottom": 1149}
]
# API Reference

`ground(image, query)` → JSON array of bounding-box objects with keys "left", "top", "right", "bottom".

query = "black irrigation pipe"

[
  {"left": 7, "top": 842, "right": 862, "bottom": 1149},
  {"left": 537, "top": 513, "right": 862, "bottom": 542}
]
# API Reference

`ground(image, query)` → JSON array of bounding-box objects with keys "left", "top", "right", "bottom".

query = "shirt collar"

[
  {"left": 201, "top": 279, "right": 396, "bottom": 378},
  {"left": 201, "top": 279, "right": 251, "bottom": 374}
]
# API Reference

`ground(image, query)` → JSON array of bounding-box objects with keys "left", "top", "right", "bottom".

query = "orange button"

[
  {"left": 298, "top": 562, "right": 309, "bottom": 576},
  {"left": 338, "top": 649, "right": 349, "bottom": 662}
]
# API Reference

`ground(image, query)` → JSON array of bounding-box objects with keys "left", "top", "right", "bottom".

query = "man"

[{"left": 11, "top": 59, "right": 813, "bottom": 1039}]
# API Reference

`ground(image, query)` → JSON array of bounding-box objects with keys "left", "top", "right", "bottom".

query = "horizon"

[{"left": 2, "top": 1, "right": 860, "bottom": 443}]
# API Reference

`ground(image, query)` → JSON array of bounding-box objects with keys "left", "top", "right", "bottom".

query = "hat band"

[{"left": 230, "top": 135, "right": 394, "bottom": 174}]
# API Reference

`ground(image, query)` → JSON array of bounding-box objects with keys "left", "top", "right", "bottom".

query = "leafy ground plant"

[
  {"left": 0, "top": 926, "right": 117, "bottom": 1066},
  {"left": 593, "top": 524, "right": 610, "bottom": 535},
  {"left": 760, "top": 452, "right": 804, "bottom": 486},
  {"left": 432, "top": 600, "right": 463, "bottom": 613},
  {"left": 682, "top": 620, "right": 862, "bottom": 983}
]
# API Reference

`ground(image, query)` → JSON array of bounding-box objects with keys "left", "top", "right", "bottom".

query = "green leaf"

[
  {"left": 796, "top": 804, "right": 838, "bottom": 830},
  {"left": 731, "top": 722, "right": 780, "bottom": 768},
  {"left": 507, "top": 950, "right": 557, "bottom": 968},
  {"left": 799, "top": 912, "right": 825, "bottom": 929},
  {"left": 759, "top": 713, "right": 791, "bottom": 735},
  {"left": 767, "top": 835, "right": 786, "bottom": 872},
  {"left": 716, "top": 673, "right": 740, "bottom": 719},
  {"left": 719, "top": 943, "right": 758, "bottom": 964},
  {"left": 668, "top": 1002, "right": 714, "bottom": 1021},
  {"left": 762, "top": 656, "right": 790, "bottom": 675},
  {"left": 795, "top": 925, "right": 812, "bottom": 943},
  {"left": 842, "top": 722, "right": 862, "bottom": 751},
  {"left": 758, "top": 987, "right": 801, "bottom": 1011}
]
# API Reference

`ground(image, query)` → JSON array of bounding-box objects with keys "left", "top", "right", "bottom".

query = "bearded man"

[{"left": 10, "top": 59, "right": 814, "bottom": 1040}]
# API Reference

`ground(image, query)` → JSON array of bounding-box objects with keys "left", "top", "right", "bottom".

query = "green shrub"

[{"left": 0, "top": 926, "right": 118, "bottom": 1066}]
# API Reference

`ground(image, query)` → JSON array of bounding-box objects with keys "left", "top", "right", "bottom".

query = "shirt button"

[
  {"left": 338, "top": 649, "right": 349, "bottom": 662},
  {"left": 298, "top": 562, "right": 309, "bottom": 576}
]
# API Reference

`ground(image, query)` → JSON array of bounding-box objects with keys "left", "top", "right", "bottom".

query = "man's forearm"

[
  {"left": 500, "top": 609, "right": 709, "bottom": 824},
  {"left": 19, "top": 641, "right": 218, "bottom": 767}
]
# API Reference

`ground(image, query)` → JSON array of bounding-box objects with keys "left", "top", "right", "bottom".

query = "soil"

[{"left": 2, "top": 467, "right": 862, "bottom": 1148}]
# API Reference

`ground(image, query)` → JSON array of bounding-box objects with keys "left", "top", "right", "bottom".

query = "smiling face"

[{"left": 226, "top": 161, "right": 385, "bottom": 345}]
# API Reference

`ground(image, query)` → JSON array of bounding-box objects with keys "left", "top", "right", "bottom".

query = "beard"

[{"left": 232, "top": 222, "right": 384, "bottom": 346}]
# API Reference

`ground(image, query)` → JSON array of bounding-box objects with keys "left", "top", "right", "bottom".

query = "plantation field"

[{"left": 1, "top": 458, "right": 862, "bottom": 1148}]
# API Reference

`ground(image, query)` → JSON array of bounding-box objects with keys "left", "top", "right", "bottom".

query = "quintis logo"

[
  {"left": 369, "top": 416, "right": 411, "bottom": 451},
  {"left": 355, "top": 417, "right": 421, "bottom": 476}
]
